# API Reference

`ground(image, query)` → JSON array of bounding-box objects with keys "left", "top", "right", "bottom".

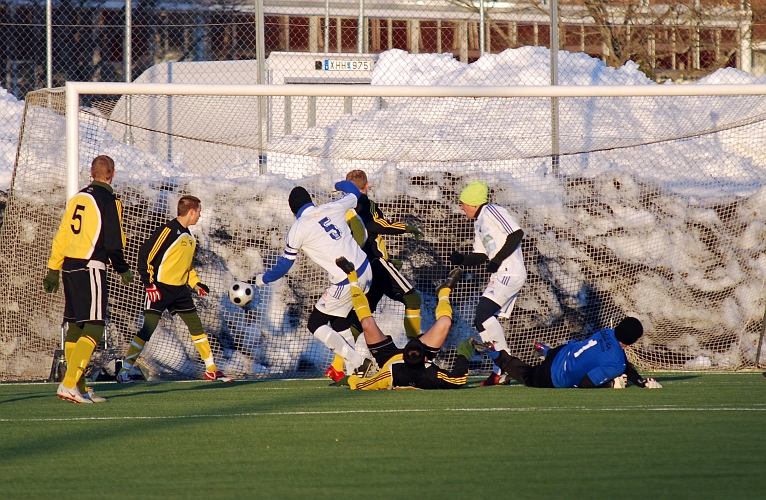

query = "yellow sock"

[
  {"left": 350, "top": 284, "right": 372, "bottom": 320},
  {"left": 191, "top": 333, "right": 217, "bottom": 371},
  {"left": 121, "top": 336, "right": 146, "bottom": 372},
  {"left": 404, "top": 309, "right": 421, "bottom": 339},
  {"left": 330, "top": 354, "right": 345, "bottom": 373},
  {"left": 66, "top": 341, "right": 89, "bottom": 393},
  {"left": 435, "top": 288, "right": 453, "bottom": 320},
  {"left": 62, "top": 335, "right": 97, "bottom": 389}
]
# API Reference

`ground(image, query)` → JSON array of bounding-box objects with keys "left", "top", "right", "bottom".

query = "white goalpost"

[{"left": 1, "top": 79, "right": 766, "bottom": 383}]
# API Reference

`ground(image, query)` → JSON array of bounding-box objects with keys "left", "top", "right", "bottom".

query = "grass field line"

[{"left": 2, "top": 404, "right": 765, "bottom": 423}]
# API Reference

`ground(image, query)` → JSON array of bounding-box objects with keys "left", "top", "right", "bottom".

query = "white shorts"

[
  {"left": 315, "top": 262, "right": 373, "bottom": 318},
  {"left": 482, "top": 273, "right": 526, "bottom": 318}
]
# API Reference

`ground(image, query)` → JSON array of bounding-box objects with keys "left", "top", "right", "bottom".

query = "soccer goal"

[{"left": 2, "top": 80, "right": 766, "bottom": 382}]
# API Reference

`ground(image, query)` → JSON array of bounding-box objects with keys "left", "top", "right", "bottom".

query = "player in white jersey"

[
  {"left": 255, "top": 182, "right": 373, "bottom": 379},
  {"left": 449, "top": 180, "right": 527, "bottom": 386}
]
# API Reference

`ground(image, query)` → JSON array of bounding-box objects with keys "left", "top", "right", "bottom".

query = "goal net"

[{"left": 2, "top": 83, "right": 766, "bottom": 382}]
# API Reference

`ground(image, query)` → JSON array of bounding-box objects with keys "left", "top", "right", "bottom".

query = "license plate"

[{"left": 318, "top": 60, "right": 373, "bottom": 71}]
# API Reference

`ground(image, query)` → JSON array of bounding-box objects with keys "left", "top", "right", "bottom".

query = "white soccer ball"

[{"left": 228, "top": 281, "right": 254, "bottom": 307}]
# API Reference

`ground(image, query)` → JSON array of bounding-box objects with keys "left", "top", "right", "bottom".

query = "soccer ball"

[{"left": 228, "top": 281, "right": 254, "bottom": 307}]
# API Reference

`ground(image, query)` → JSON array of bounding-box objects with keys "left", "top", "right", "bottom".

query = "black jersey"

[{"left": 355, "top": 194, "right": 408, "bottom": 260}]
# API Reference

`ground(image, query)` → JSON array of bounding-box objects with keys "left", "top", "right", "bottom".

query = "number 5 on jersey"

[{"left": 318, "top": 217, "right": 341, "bottom": 240}]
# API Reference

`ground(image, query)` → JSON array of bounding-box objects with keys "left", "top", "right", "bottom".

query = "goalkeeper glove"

[
  {"left": 334, "top": 180, "right": 361, "bottom": 198},
  {"left": 449, "top": 251, "right": 465, "bottom": 266},
  {"left": 254, "top": 274, "right": 266, "bottom": 287},
  {"left": 456, "top": 339, "right": 475, "bottom": 360},
  {"left": 120, "top": 270, "right": 134, "bottom": 285},
  {"left": 643, "top": 378, "right": 662, "bottom": 389},
  {"left": 146, "top": 284, "right": 162, "bottom": 302},
  {"left": 612, "top": 374, "right": 628, "bottom": 389},
  {"left": 405, "top": 225, "right": 423, "bottom": 240},
  {"left": 43, "top": 269, "right": 60, "bottom": 293},
  {"left": 486, "top": 260, "right": 500, "bottom": 273},
  {"left": 194, "top": 283, "right": 209, "bottom": 296},
  {"left": 388, "top": 258, "right": 403, "bottom": 271}
]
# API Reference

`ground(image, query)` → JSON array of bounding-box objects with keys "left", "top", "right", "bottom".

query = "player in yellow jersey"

[
  {"left": 44, "top": 155, "right": 134, "bottom": 404},
  {"left": 116, "top": 195, "right": 232, "bottom": 383},
  {"left": 335, "top": 258, "right": 475, "bottom": 390}
]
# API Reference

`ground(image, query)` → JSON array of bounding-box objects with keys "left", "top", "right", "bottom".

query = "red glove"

[
  {"left": 194, "top": 283, "right": 209, "bottom": 296},
  {"left": 146, "top": 284, "right": 162, "bottom": 302}
]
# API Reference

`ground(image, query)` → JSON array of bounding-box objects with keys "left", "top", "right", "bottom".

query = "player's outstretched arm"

[{"left": 625, "top": 362, "right": 662, "bottom": 388}]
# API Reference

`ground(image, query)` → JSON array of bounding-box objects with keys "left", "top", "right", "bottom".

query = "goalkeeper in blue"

[
  {"left": 336, "top": 258, "right": 473, "bottom": 390},
  {"left": 473, "top": 317, "right": 662, "bottom": 389}
]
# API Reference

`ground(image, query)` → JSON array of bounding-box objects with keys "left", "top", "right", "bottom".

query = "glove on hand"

[
  {"left": 388, "top": 258, "right": 403, "bottom": 271},
  {"left": 612, "top": 374, "right": 628, "bottom": 389},
  {"left": 486, "top": 260, "right": 500, "bottom": 273},
  {"left": 146, "top": 284, "right": 162, "bottom": 302},
  {"left": 449, "top": 251, "right": 465, "bottom": 266},
  {"left": 456, "top": 339, "right": 475, "bottom": 360},
  {"left": 254, "top": 274, "right": 266, "bottom": 287},
  {"left": 43, "top": 269, "right": 60, "bottom": 293},
  {"left": 334, "top": 180, "right": 361, "bottom": 197},
  {"left": 405, "top": 225, "right": 423, "bottom": 240},
  {"left": 120, "top": 270, "right": 134, "bottom": 285},
  {"left": 194, "top": 283, "right": 209, "bottom": 296},
  {"left": 644, "top": 377, "right": 662, "bottom": 389}
]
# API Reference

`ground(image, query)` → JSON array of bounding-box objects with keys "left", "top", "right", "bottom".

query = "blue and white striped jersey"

[{"left": 284, "top": 193, "right": 368, "bottom": 284}]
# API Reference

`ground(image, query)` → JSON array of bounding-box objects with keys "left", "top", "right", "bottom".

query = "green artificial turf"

[{"left": 1, "top": 373, "right": 764, "bottom": 499}]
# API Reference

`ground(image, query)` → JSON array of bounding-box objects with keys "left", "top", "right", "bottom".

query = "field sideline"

[{"left": 1, "top": 373, "right": 764, "bottom": 499}]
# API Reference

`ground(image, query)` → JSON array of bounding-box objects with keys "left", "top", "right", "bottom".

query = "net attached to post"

[{"left": 2, "top": 86, "right": 766, "bottom": 382}]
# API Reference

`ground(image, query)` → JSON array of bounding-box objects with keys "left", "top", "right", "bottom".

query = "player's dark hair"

[
  {"left": 345, "top": 169, "right": 368, "bottom": 191},
  {"left": 403, "top": 338, "right": 426, "bottom": 367},
  {"left": 178, "top": 195, "right": 201, "bottom": 216},
  {"left": 91, "top": 155, "right": 115, "bottom": 181},
  {"left": 288, "top": 186, "right": 313, "bottom": 215},
  {"left": 614, "top": 317, "right": 643, "bottom": 345}
]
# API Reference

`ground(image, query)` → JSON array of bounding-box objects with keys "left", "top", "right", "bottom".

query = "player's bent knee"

[
  {"left": 178, "top": 312, "right": 204, "bottom": 335},
  {"left": 402, "top": 290, "right": 421, "bottom": 310},
  {"left": 307, "top": 308, "right": 333, "bottom": 334},
  {"left": 474, "top": 298, "right": 501, "bottom": 331}
]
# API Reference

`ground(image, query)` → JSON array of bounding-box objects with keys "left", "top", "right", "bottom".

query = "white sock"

[
  {"left": 314, "top": 325, "right": 363, "bottom": 371},
  {"left": 479, "top": 317, "right": 509, "bottom": 376}
]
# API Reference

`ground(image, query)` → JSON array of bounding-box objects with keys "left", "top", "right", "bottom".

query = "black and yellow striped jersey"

[
  {"left": 47, "top": 181, "right": 129, "bottom": 273},
  {"left": 351, "top": 352, "right": 469, "bottom": 390},
  {"left": 138, "top": 218, "right": 201, "bottom": 288},
  {"left": 355, "top": 194, "right": 407, "bottom": 260}
]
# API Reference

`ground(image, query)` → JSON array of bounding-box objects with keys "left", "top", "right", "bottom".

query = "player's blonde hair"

[
  {"left": 90, "top": 155, "right": 115, "bottom": 182},
  {"left": 178, "top": 195, "right": 201, "bottom": 216},
  {"left": 345, "top": 169, "right": 368, "bottom": 190}
]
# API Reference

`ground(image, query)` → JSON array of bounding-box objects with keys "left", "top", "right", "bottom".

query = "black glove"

[
  {"left": 486, "top": 260, "right": 500, "bottom": 273},
  {"left": 449, "top": 251, "right": 465, "bottom": 266},
  {"left": 43, "top": 269, "right": 60, "bottom": 293},
  {"left": 194, "top": 283, "right": 209, "bottom": 296}
]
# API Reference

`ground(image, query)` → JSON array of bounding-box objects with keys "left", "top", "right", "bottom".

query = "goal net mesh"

[{"left": 1, "top": 86, "right": 766, "bottom": 381}]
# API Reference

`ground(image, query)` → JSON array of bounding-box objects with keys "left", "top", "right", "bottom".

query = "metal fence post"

[
  {"left": 46, "top": 0, "right": 52, "bottom": 89},
  {"left": 124, "top": 0, "right": 133, "bottom": 145},
  {"left": 358, "top": 0, "right": 365, "bottom": 53},
  {"left": 256, "top": 0, "right": 266, "bottom": 173},
  {"left": 550, "top": 0, "right": 559, "bottom": 175}
]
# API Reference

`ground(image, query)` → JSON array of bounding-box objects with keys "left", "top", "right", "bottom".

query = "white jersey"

[
  {"left": 283, "top": 193, "right": 368, "bottom": 284},
  {"left": 472, "top": 204, "right": 526, "bottom": 279}
]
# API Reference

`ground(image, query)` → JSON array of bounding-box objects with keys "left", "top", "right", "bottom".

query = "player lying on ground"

[
  {"left": 254, "top": 183, "right": 373, "bottom": 382},
  {"left": 44, "top": 155, "right": 134, "bottom": 403},
  {"left": 449, "top": 180, "right": 527, "bottom": 387},
  {"left": 471, "top": 317, "right": 662, "bottom": 389},
  {"left": 117, "top": 195, "right": 231, "bottom": 383},
  {"left": 336, "top": 258, "right": 474, "bottom": 390}
]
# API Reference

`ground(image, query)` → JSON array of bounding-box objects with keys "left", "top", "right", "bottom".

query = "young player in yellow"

[
  {"left": 336, "top": 258, "right": 474, "bottom": 391},
  {"left": 44, "top": 155, "right": 134, "bottom": 404},
  {"left": 116, "top": 195, "right": 231, "bottom": 383}
]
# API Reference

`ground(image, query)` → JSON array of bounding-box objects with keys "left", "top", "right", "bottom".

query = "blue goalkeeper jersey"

[{"left": 550, "top": 328, "right": 627, "bottom": 388}]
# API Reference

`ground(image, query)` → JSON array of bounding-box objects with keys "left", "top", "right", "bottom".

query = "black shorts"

[
  {"left": 62, "top": 259, "right": 108, "bottom": 326},
  {"left": 145, "top": 282, "right": 196, "bottom": 315},
  {"left": 367, "top": 258, "right": 414, "bottom": 311},
  {"left": 367, "top": 335, "right": 402, "bottom": 368}
]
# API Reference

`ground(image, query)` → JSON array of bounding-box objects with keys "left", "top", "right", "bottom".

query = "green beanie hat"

[{"left": 459, "top": 181, "right": 488, "bottom": 206}]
